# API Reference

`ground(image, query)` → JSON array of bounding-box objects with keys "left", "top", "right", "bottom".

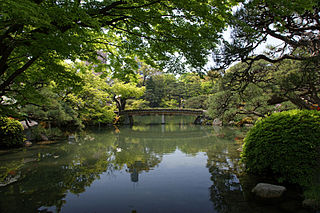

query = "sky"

[{"left": 204, "top": 26, "right": 284, "bottom": 71}]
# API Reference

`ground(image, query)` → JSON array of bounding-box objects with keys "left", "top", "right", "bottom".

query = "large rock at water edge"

[
  {"left": 20, "top": 120, "right": 38, "bottom": 130},
  {"left": 212, "top": 118, "right": 222, "bottom": 126},
  {"left": 303, "top": 199, "right": 319, "bottom": 210},
  {"left": 252, "top": 183, "right": 286, "bottom": 199}
]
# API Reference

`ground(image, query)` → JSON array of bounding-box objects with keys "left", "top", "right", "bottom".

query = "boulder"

[
  {"left": 40, "top": 133, "right": 49, "bottom": 141},
  {"left": 0, "top": 174, "right": 21, "bottom": 187},
  {"left": 212, "top": 118, "right": 222, "bottom": 126},
  {"left": 20, "top": 120, "right": 38, "bottom": 130},
  {"left": 303, "top": 199, "right": 319, "bottom": 210},
  {"left": 252, "top": 183, "right": 286, "bottom": 199},
  {"left": 24, "top": 140, "right": 32, "bottom": 147}
]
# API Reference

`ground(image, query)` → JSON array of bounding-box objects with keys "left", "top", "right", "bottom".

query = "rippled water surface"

[{"left": 0, "top": 120, "right": 311, "bottom": 213}]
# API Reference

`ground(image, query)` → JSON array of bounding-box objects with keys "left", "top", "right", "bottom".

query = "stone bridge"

[{"left": 119, "top": 108, "right": 205, "bottom": 125}]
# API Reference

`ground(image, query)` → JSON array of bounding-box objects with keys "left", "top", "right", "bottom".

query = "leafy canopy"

[{"left": 0, "top": 0, "right": 240, "bottom": 102}]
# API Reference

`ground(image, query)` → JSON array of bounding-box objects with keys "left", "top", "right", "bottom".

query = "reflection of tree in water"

[
  {"left": 128, "top": 161, "right": 151, "bottom": 182},
  {"left": 206, "top": 140, "right": 248, "bottom": 213},
  {"left": 113, "top": 131, "right": 163, "bottom": 183},
  {"left": 0, "top": 125, "right": 251, "bottom": 213},
  {"left": 206, "top": 133, "right": 310, "bottom": 213},
  {"left": 0, "top": 130, "right": 118, "bottom": 213}
]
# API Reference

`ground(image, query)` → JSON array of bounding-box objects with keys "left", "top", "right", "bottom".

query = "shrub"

[
  {"left": 241, "top": 109, "right": 320, "bottom": 186},
  {"left": 0, "top": 117, "right": 25, "bottom": 148}
]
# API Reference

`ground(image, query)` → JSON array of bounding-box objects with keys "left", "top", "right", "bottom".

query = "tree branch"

[
  {"left": 0, "top": 56, "right": 39, "bottom": 93},
  {"left": 112, "top": 1, "right": 161, "bottom": 11}
]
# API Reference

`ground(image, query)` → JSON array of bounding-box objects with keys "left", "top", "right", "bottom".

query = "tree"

[
  {"left": 18, "top": 62, "right": 116, "bottom": 127},
  {"left": 0, "top": 0, "right": 239, "bottom": 106},
  {"left": 109, "top": 80, "right": 145, "bottom": 112},
  {"left": 144, "top": 76, "right": 164, "bottom": 107},
  {"left": 184, "top": 95, "right": 208, "bottom": 109},
  {"left": 179, "top": 73, "right": 203, "bottom": 98},
  {"left": 65, "top": 63, "right": 116, "bottom": 124},
  {"left": 206, "top": 61, "right": 298, "bottom": 124},
  {"left": 214, "top": 0, "right": 320, "bottom": 68}
]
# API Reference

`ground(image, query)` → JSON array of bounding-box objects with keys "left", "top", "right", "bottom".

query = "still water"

[{"left": 0, "top": 118, "right": 311, "bottom": 213}]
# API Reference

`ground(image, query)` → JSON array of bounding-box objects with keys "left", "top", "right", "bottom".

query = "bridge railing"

[{"left": 119, "top": 108, "right": 204, "bottom": 115}]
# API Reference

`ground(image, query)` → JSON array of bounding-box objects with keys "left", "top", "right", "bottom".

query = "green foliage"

[
  {"left": 179, "top": 73, "right": 203, "bottom": 97},
  {"left": 207, "top": 82, "right": 272, "bottom": 123},
  {"left": 241, "top": 110, "right": 320, "bottom": 186},
  {"left": 109, "top": 80, "right": 145, "bottom": 111},
  {"left": 110, "top": 81, "right": 145, "bottom": 100},
  {"left": 160, "top": 99, "right": 179, "bottom": 108},
  {"left": 1, "top": 0, "right": 240, "bottom": 108},
  {"left": 206, "top": 61, "right": 299, "bottom": 124},
  {"left": 0, "top": 117, "right": 25, "bottom": 148},
  {"left": 184, "top": 95, "right": 209, "bottom": 109},
  {"left": 126, "top": 99, "right": 150, "bottom": 110},
  {"left": 28, "top": 126, "right": 63, "bottom": 142},
  {"left": 144, "top": 76, "right": 165, "bottom": 107},
  {"left": 304, "top": 184, "right": 320, "bottom": 205},
  {"left": 20, "top": 86, "right": 83, "bottom": 129},
  {"left": 215, "top": 0, "right": 320, "bottom": 68},
  {"left": 144, "top": 73, "right": 210, "bottom": 109},
  {"left": 66, "top": 64, "right": 116, "bottom": 124}
]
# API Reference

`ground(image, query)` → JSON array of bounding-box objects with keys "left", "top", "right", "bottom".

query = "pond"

[{"left": 0, "top": 119, "right": 313, "bottom": 213}]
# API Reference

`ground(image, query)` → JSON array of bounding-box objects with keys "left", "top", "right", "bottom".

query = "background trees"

[{"left": 143, "top": 73, "right": 212, "bottom": 109}]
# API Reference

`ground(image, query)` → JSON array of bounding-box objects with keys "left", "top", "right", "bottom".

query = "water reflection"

[{"left": 0, "top": 124, "right": 311, "bottom": 213}]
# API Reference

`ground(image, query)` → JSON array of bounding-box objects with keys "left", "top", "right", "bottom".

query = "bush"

[
  {"left": 241, "top": 109, "right": 320, "bottom": 186},
  {"left": 0, "top": 117, "right": 25, "bottom": 148}
]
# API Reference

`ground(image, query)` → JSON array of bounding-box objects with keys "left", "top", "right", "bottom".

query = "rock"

[
  {"left": 212, "top": 118, "right": 222, "bottom": 126},
  {"left": 40, "top": 134, "right": 49, "bottom": 141},
  {"left": 0, "top": 174, "right": 21, "bottom": 187},
  {"left": 252, "top": 183, "right": 286, "bottom": 199},
  {"left": 244, "top": 124, "right": 254, "bottom": 127},
  {"left": 20, "top": 120, "right": 38, "bottom": 130},
  {"left": 24, "top": 140, "right": 32, "bottom": 147},
  {"left": 228, "top": 121, "right": 235, "bottom": 125},
  {"left": 303, "top": 199, "right": 319, "bottom": 209}
]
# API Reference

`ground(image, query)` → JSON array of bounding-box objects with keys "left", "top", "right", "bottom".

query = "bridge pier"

[
  {"left": 161, "top": 114, "right": 165, "bottom": 124},
  {"left": 129, "top": 115, "right": 134, "bottom": 126},
  {"left": 194, "top": 115, "right": 202, "bottom": 125}
]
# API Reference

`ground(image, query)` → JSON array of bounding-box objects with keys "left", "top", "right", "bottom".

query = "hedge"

[{"left": 241, "top": 109, "right": 320, "bottom": 186}]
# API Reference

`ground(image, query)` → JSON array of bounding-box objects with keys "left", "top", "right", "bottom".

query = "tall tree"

[
  {"left": 144, "top": 76, "right": 164, "bottom": 107},
  {"left": 0, "top": 0, "right": 239, "bottom": 104}
]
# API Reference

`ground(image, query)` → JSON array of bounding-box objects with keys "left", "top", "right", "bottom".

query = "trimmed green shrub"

[
  {"left": 241, "top": 109, "right": 320, "bottom": 186},
  {"left": 0, "top": 117, "right": 25, "bottom": 148}
]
